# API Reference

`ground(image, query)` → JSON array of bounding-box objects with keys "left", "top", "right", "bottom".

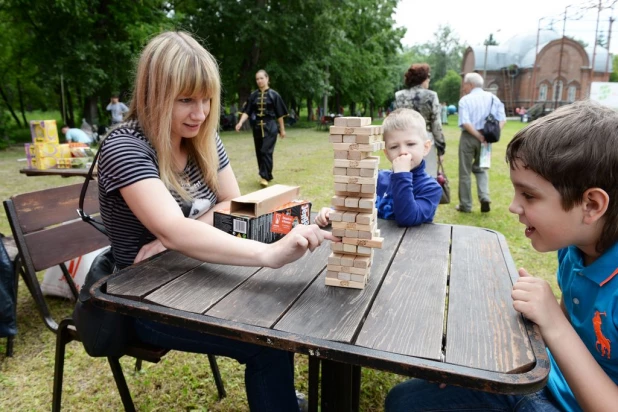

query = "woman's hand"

[
  {"left": 262, "top": 224, "right": 340, "bottom": 268},
  {"left": 235, "top": 122, "right": 243, "bottom": 132},
  {"left": 279, "top": 129, "right": 286, "bottom": 138},
  {"left": 314, "top": 207, "right": 331, "bottom": 227},
  {"left": 134, "top": 239, "right": 167, "bottom": 264}
]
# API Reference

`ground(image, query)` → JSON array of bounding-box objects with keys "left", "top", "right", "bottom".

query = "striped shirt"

[
  {"left": 97, "top": 120, "right": 230, "bottom": 269},
  {"left": 458, "top": 87, "right": 506, "bottom": 130}
]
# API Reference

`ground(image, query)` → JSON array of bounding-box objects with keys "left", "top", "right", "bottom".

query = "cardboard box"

[
  {"left": 31, "top": 143, "right": 71, "bottom": 159},
  {"left": 230, "top": 184, "right": 300, "bottom": 217},
  {"left": 30, "top": 120, "right": 59, "bottom": 144},
  {"left": 32, "top": 156, "right": 57, "bottom": 170},
  {"left": 214, "top": 200, "right": 312, "bottom": 244}
]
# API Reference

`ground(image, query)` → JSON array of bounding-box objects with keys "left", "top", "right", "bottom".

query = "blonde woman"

[{"left": 96, "top": 31, "right": 335, "bottom": 410}]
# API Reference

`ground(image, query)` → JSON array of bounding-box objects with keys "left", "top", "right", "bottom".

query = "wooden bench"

[{"left": 4, "top": 183, "right": 225, "bottom": 411}]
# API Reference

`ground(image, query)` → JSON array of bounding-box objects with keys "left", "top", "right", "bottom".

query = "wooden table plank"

[
  {"left": 356, "top": 223, "right": 451, "bottom": 361},
  {"left": 446, "top": 226, "right": 535, "bottom": 373},
  {"left": 107, "top": 251, "right": 203, "bottom": 299},
  {"left": 274, "top": 219, "right": 406, "bottom": 342},
  {"left": 206, "top": 240, "right": 333, "bottom": 327},
  {"left": 143, "top": 263, "right": 260, "bottom": 314},
  {"left": 19, "top": 168, "right": 90, "bottom": 177}
]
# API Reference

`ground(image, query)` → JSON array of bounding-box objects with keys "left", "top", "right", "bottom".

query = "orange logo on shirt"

[{"left": 593, "top": 311, "right": 611, "bottom": 359}]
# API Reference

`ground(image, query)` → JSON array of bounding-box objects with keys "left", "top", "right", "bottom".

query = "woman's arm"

[
  {"left": 121, "top": 178, "right": 337, "bottom": 268},
  {"left": 197, "top": 165, "right": 240, "bottom": 226},
  {"left": 235, "top": 113, "right": 249, "bottom": 132},
  {"left": 277, "top": 116, "right": 286, "bottom": 138},
  {"left": 430, "top": 95, "right": 445, "bottom": 155}
]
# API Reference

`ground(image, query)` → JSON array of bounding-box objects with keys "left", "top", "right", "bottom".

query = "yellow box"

[
  {"left": 30, "top": 120, "right": 59, "bottom": 144},
  {"left": 56, "top": 158, "right": 72, "bottom": 169},
  {"left": 32, "top": 157, "right": 57, "bottom": 170}
]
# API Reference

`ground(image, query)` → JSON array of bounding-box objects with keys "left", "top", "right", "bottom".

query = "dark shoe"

[
  {"left": 481, "top": 201, "right": 491, "bottom": 213},
  {"left": 455, "top": 205, "right": 471, "bottom": 213}
]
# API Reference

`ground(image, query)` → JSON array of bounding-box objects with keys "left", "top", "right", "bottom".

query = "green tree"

[
  {"left": 418, "top": 25, "right": 465, "bottom": 86},
  {"left": 434, "top": 69, "right": 462, "bottom": 106}
]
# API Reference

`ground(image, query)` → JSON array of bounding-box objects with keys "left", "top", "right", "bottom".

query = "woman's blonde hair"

[{"left": 127, "top": 31, "right": 221, "bottom": 199}]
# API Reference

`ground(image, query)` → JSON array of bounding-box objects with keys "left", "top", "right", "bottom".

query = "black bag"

[
  {"left": 0, "top": 234, "right": 17, "bottom": 338},
  {"left": 482, "top": 98, "right": 501, "bottom": 143},
  {"left": 72, "top": 149, "right": 134, "bottom": 357},
  {"left": 436, "top": 158, "right": 450, "bottom": 205}
]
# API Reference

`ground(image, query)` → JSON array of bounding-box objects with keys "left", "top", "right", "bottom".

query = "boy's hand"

[
  {"left": 512, "top": 268, "right": 563, "bottom": 330},
  {"left": 392, "top": 153, "right": 417, "bottom": 173},
  {"left": 314, "top": 207, "right": 331, "bottom": 227}
]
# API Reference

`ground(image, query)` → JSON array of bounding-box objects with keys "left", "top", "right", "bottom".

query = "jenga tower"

[{"left": 325, "top": 117, "right": 384, "bottom": 289}]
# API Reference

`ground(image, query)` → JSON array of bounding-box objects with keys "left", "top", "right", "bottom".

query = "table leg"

[
  {"left": 320, "top": 359, "right": 361, "bottom": 412},
  {"left": 308, "top": 356, "right": 320, "bottom": 412}
]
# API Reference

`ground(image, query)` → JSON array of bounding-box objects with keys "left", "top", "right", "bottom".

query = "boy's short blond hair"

[
  {"left": 506, "top": 100, "right": 618, "bottom": 253},
  {"left": 382, "top": 108, "right": 427, "bottom": 141}
]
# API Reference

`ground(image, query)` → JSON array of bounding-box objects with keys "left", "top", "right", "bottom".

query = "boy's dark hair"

[{"left": 506, "top": 100, "right": 618, "bottom": 253}]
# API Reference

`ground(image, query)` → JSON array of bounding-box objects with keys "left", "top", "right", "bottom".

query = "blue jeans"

[
  {"left": 135, "top": 319, "right": 299, "bottom": 411},
  {"left": 385, "top": 379, "right": 561, "bottom": 411}
]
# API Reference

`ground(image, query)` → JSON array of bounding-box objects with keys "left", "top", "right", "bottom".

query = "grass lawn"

[{"left": 0, "top": 116, "right": 557, "bottom": 411}]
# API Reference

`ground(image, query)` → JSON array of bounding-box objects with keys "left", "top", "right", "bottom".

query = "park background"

[{"left": 0, "top": 0, "right": 612, "bottom": 410}]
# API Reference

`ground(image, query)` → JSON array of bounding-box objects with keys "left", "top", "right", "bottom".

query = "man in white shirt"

[{"left": 456, "top": 73, "right": 506, "bottom": 213}]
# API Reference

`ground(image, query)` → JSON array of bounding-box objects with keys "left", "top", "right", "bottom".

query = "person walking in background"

[
  {"left": 106, "top": 94, "right": 129, "bottom": 125},
  {"left": 61, "top": 125, "right": 93, "bottom": 145},
  {"left": 455, "top": 72, "right": 506, "bottom": 213},
  {"left": 394, "top": 63, "right": 445, "bottom": 177},
  {"left": 235, "top": 70, "right": 288, "bottom": 187},
  {"left": 440, "top": 102, "right": 448, "bottom": 124}
]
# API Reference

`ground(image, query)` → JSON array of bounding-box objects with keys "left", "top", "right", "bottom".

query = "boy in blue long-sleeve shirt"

[{"left": 316, "top": 108, "right": 442, "bottom": 227}]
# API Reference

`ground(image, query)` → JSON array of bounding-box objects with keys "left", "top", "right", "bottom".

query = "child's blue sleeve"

[{"left": 390, "top": 173, "right": 442, "bottom": 226}]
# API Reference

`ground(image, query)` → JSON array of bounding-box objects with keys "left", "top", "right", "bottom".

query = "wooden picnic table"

[
  {"left": 19, "top": 168, "right": 90, "bottom": 178},
  {"left": 90, "top": 221, "right": 549, "bottom": 412}
]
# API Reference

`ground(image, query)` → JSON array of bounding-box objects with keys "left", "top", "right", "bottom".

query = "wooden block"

[
  {"left": 332, "top": 228, "right": 346, "bottom": 237},
  {"left": 344, "top": 197, "right": 359, "bottom": 208},
  {"left": 334, "top": 150, "right": 348, "bottom": 159},
  {"left": 346, "top": 167, "right": 360, "bottom": 176},
  {"left": 338, "top": 272, "right": 351, "bottom": 281},
  {"left": 329, "top": 211, "right": 343, "bottom": 222},
  {"left": 351, "top": 274, "right": 367, "bottom": 283},
  {"left": 343, "top": 134, "right": 357, "bottom": 143},
  {"left": 331, "top": 195, "right": 346, "bottom": 207},
  {"left": 334, "top": 191, "right": 375, "bottom": 198},
  {"left": 325, "top": 276, "right": 366, "bottom": 289},
  {"left": 333, "top": 157, "right": 379, "bottom": 169},
  {"left": 360, "top": 168, "right": 377, "bottom": 177},
  {"left": 334, "top": 175, "right": 377, "bottom": 185},
  {"left": 358, "top": 197, "right": 374, "bottom": 209},
  {"left": 374, "top": 228, "right": 381, "bottom": 237},
  {"left": 358, "top": 230, "right": 372, "bottom": 240},
  {"left": 361, "top": 183, "right": 376, "bottom": 193},
  {"left": 348, "top": 117, "right": 371, "bottom": 127},
  {"left": 328, "top": 205, "right": 374, "bottom": 214},
  {"left": 329, "top": 134, "right": 343, "bottom": 143},
  {"left": 326, "top": 270, "right": 338, "bottom": 279},
  {"left": 332, "top": 143, "right": 382, "bottom": 152},
  {"left": 331, "top": 221, "right": 373, "bottom": 231},
  {"left": 331, "top": 242, "right": 344, "bottom": 252},
  {"left": 328, "top": 252, "right": 343, "bottom": 266},
  {"left": 345, "top": 229, "right": 358, "bottom": 238},
  {"left": 346, "top": 183, "right": 361, "bottom": 192},
  {"left": 343, "top": 243, "right": 357, "bottom": 253},
  {"left": 347, "top": 151, "right": 369, "bottom": 161},
  {"left": 342, "top": 237, "right": 384, "bottom": 249},
  {"left": 334, "top": 183, "right": 348, "bottom": 192},
  {"left": 340, "top": 255, "right": 355, "bottom": 267},
  {"left": 328, "top": 264, "right": 370, "bottom": 276},
  {"left": 333, "top": 117, "right": 349, "bottom": 126},
  {"left": 354, "top": 134, "right": 381, "bottom": 144},
  {"left": 356, "top": 213, "right": 373, "bottom": 225},
  {"left": 342, "top": 211, "right": 358, "bottom": 222},
  {"left": 330, "top": 125, "right": 375, "bottom": 135},
  {"left": 353, "top": 256, "right": 371, "bottom": 269},
  {"left": 333, "top": 167, "right": 347, "bottom": 175},
  {"left": 357, "top": 246, "right": 372, "bottom": 255}
]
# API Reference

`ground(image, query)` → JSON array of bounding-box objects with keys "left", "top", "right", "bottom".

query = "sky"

[{"left": 394, "top": 0, "right": 618, "bottom": 54}]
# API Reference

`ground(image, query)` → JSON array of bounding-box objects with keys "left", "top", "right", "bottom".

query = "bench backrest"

[{"left": 3, "top": 182, "right": 110, "bottom": 332}]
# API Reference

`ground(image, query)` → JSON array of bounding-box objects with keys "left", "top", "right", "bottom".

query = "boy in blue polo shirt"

[
  {"left": 385, "top": 100, "right": 618, "bottom": 411},
  {"left": 315, "top": 108, "right": 442, "bottom": 227}
]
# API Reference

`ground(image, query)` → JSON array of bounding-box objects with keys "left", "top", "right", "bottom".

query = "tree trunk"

[
  {"left": 306, "top": 97, "right": 313, "bottom": 121},
  {"left": 17, "top": 79, "right": 27, "bottom": 127},
  {"left": 66, "top": 87, "right": 75, "bottom": 127},
  {"left": 350, "top": 102, "right": 357, "bottom": 117},
  {"left": 369, "top": 99, "right": 375, "bottom": 119},
  {"left": 83, "top": 96, "right": 99, "bottom": 128},
  {"left": 0, "top": 85, "right": 22, "bottom": 128}
]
